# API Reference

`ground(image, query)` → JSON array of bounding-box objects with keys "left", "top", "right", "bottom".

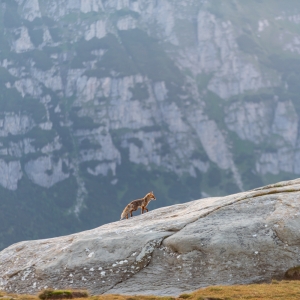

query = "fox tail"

[{"left": 120, "top": 205, "right": 129, "bottom": 220}]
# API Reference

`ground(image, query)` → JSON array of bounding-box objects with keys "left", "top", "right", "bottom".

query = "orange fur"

[{"left": 120, "top": 192, "right": 156, "bottom": 219}]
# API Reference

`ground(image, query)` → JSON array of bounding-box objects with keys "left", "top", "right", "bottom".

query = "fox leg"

[
  {"left": 145, "top": 207, "right": 149, "bottom": 212},
  {"left": 130, "top": 207, "right": 138, "bottom": 217}
]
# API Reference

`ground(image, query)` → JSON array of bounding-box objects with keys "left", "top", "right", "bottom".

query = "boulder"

[{"left": 1, "top": 179, "right": 300, "bottom": 296}]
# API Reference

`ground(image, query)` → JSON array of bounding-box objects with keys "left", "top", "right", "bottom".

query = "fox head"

[{"left": 148, "top": 191, "right": 156, "bottom": 200}]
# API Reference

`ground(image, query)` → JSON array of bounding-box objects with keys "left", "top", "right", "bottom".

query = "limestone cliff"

[{"left": 0, "top": 0, "right": 300, "bottom": 249}]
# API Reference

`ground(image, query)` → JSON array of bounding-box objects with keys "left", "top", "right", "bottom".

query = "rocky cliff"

[
  {"left": 1, "top": 178, "right": 300, "bottom": 296},
  {"left": 1, "top": 0, "right": 300, "bottom": 249}
]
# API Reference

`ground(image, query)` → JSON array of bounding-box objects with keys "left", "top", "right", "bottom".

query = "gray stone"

[
  {"left": 24, "top": 156, "right": 69, "bottom": 188},
  {"left": 1, "top": 179, "right": 300, "bottom": 296},
  {"left": 2, "top": 0, "right": 300, "bottom": 219},
  {"left": 0, "top": 160, "right": 22, "bottom": 190}
]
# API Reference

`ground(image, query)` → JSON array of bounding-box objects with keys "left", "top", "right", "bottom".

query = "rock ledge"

[{"left": 1, "top": 179, "right": 300, "bottom": 296}]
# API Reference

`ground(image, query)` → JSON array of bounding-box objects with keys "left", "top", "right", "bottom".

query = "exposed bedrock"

[{"left": 1, "top": 179, "right": 300, "bottom": 296}]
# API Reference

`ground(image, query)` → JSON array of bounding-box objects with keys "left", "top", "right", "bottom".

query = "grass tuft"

[
  {"left": 2, "top": 281, "right": 300, "bottom": 300},
  {"left": 178, "top": 294, "right": 192, "bottom": 299},
  {"left": 38, "top": 290, "right": 88, "bottom": 300},
  {"left": 285, "top": 266, "right": 300, "bottom": 280},
  {"left": 271, "top": 279, "right": 280, "bottom": 284},
  {"left": 197, "top": 297, "right": 227, "bottom": 300}
]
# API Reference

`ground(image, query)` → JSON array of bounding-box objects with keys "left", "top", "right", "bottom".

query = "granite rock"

[{"left": 1, "top": 179, "right": 300, "bottom": 296}]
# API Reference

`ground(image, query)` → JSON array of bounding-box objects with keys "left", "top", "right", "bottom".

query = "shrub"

[
  {"left": 38, "top": 289, "right": 88, "bottom": 300},
  {"left": 70, "top": 291, "right": 89, "bottom": 298},
  {"left": 26, "top": 127, "right": 56, "bottom": 149},
  {"left": 0, "top": 67, "right": 16, "bottom": 84},
  {"left": 197, "top": 297, "right": 226, "bottom": 300},
  {"left": 39, "top": 290, "right": 72, "bottom": 300},
  {"left": 49, "top": 28, "right": 61, "bottom": 42},
  {"left": 32, "top": 50, "right": 52, "bottom": 71},
  {"left": 129, "top": 83, "right": 149, "bottom": 100},
  {"left": 4, "top": 3, "right": 22, "bottom": 28},
  {"left": 285, "top": 266, "right": 300, "bottom": 280},
  {"left": 28, "top": 28, "right": 44, "bottom": 47},
  {"left": 179, "top": 294, "right": 192, "bottom": 299}
]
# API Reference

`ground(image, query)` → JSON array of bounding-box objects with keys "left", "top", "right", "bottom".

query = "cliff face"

[
  {"left": 1, "top": 179, "right": 300, "bottom": 296},
  {"left": 0, "top": 0, "right": 300, "bottom": 249}
]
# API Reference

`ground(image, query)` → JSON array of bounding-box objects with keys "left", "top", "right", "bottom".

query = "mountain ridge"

[{"left": 0, "top": 0, "right": 300, "bottom": 249}]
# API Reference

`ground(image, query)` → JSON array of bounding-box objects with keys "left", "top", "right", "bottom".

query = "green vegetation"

[
  {"left": 78, "top": 152, "right": 203, "bottom": 228},
  {"left": 23, "top": 98, "right": 47, "bottom": 123},
  {"left": 0, "top": 176, "right": 79, "bottom": 250},
  {"left": 202, "top": 163, "right": 239, "bottom": 196},
  {"left": 269, "top": 59, "right": 300, "bottom": 117},
  {"left": 3, "top": 1, "right": 22, "bottom": 28},
  {"left": 0, "top": 31, "right": 11, "bottom": 59},
  {"left": 236, "top": 34, "right": 263, "bottom": 55},
  {"left": 39, "top": 289, "right": 88, "bottom": 300},
  {"left": 79, "top": 138, "right": 101, "bottom": 150},
  {"left": 227, "top": 131, "right": 263, "bottom": 190},
  {"left": 197, "top": 73, "right": 214, "bottom": 92},
  {"left": 0, "top": 87, "right": 46, "bottom": 123},
  {"left": 129, "top": 83, "right": 149, "bottom": 100},
  {"left": 119, "top": 29, "right": 183, "bottom": 84},
  {"left": 202, "top": 91, "right": 225, "bottom": 127},
  {"left": 0, "top": 87, "right": 24, "bottom": 112},
  {"left": 42, "top": 16, "right": 56, "bottom": 27},
  {"left": 3, "top": 281, "right": 300, "bottom": 299},
  {"left": 24, "top": 18, "right": 44, "bottom": 29},
  {"left": 128, "top": 137, "right": 143, "bottom": 148},
  {"left": 262, "top": 172, "right": 296, "bottom": 187},
  {"left": 285, "top": 266, "right": 300, "bottom": 280},
  {"left": 0, "top": 67, "right": 16, "bottom": 84},
  {"left": 70, "top": 110, "right": 99, "bottom": 130},
  {"left": 28, "top": 28, "right": 44, "bottom": 47},
  {"left": 155, "top": 136, "right": 171, "bottom": 157},
  {"left": 62, "top": 13, "right": 80, "bottom": 23},
  {"left": 49, "top": 28, "right": 61, "bottom": 42},
  {"left": 31, "top": 50, "right": 53, "bottom": 71},
  {"left": 26, "top": 128, "right": 56, "bottom": 149},
  {"left": 74, "top": 35, "right": 138, "bottom": 76},
  {"left": 178, "top": 294, "right": 192, "bottom": 299},
  {"left": 242, "top": 92, "right": 273, "bottom": 103},
  {"left": 191, "top": 147, "right": 209, "bottom": 162},
  {"left": 164, "top": 82, "right": 186, "bottom": 106},
  {"left": 11, "top": 50, "right": 53, "bottom": 71},
  {"left": 39, "top": 290, "right": 72, "bottom": 300},
  {"left": 175, "top": 19, "right": 197, "bottom": 48},
  {"left": 113, "top": 9, "right": 140, "bottom": 19},
  {"left": 54, "top": 126, "right": 74, "bottom": 153}
]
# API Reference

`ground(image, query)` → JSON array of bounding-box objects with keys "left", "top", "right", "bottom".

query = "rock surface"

[
  {"left": 1, "top": 178, "right": 300, "bottom": 296},
  {"left": 3, "top": 1, "right": 300, "bottom": 250},
  {"left": 1, "top": 0, "right": 300, "bottom": 194}
]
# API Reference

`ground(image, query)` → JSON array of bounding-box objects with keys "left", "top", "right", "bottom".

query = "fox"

[{"left": 120, "top": 191, "right": 156, "bottom": 220}]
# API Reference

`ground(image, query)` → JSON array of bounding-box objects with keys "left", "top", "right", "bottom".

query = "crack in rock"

[
  {"left": 2, "top": 179, "right": 300, "bottom": 296},
  {"left": 103, "top": 238, "right": 164, "bottom": 294}
]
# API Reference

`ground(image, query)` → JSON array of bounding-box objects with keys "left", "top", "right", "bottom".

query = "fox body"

[{"left": 120, "top": 191, "right": 156, "bottom": 219}]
